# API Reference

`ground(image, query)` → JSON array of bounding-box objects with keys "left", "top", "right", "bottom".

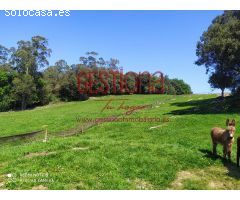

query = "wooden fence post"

[
  {"left": 42, "top": 125, "right": 48, "bottom": 142},
  {"left": 81, "top": 126, "right": 83, "bottom": 133}
]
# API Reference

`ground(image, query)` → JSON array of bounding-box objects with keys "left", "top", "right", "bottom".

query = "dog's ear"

[
  {"left": 226, "top": 119, "right": 230, "bottom": 126},
  {"left": 231, "top": 119, "right": 236, "bottom": 126}
]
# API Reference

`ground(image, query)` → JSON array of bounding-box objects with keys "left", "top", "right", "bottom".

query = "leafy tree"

[
  {"left": 11, "top": 36, "right": 51, "bottom": 76},
  {"left": 208, "top": 70, "right": 233, "bottom": 97},
  {"left": 0, "top": 45, "right": 11, "bottom": 65},
  {"left": 35, "top": 77, "right": 51, "bottom": 106},
  {"left": 31, "top": 36, "right": 52, "bottom": 70},
  {"left": 44, "top": 61, "right": 85, "bottom": 101},
  {"left": 0, "top": 67, "right": 15, "bottom": 111},
  {"left": 107, "top": 58, "right": 120, "bottom": 70},
  {"left": 170, "top": 79, "right": 192, "bottom": 95},
  {"left": 162, "top": 76, "right": 175, "bottom": 94},
  {"left": 196, "top": 11, "right": 240, "bottom": 95},
  {"left": 9, "top": 36, "right": 51, "bottom": 109},
  {"left": 12, "top": 74, "right": 37, "bottom": 110},
  {"left": 43, "top": 60, "right": 69, "bottom": 100},
  {"left": 80, "top": 51, "right": 99, "bottom": 68},
  {"left": 59, "top": 72, "right": 80, "bottom": 101},
  {"left": 55, "top": 59, "right": 69, "bottom": 72}
]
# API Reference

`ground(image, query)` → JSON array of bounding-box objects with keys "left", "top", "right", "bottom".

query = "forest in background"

[{"left": 0, "top": 39, "right": 192, "bottom": 111}]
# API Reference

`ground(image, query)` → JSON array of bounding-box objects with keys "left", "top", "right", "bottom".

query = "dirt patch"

[
  {"left": 89, "top": 97, "right": 100, "bottom": 100},
  {"left": 208, "top": 180, "right": 226, "bottom": 189},
  {"left": 72, "top": 147, "right": 89, "bottom": 151},
  {"left": 170, "top": 171, "right": 199, "bottom": 189},
  {"left": 169, "top": 166, "right": 240, "bottom": 189},
  {"left": 25, "top": 147, "right": 89, "bottom": 158},
  {"left": 131, "top": 178, "right": 153, "bottom": 190},
  {"left": 169, "top": 116, "right": 180, "bottom": 119},
  {"left": 0, "top": 162, "right": 7, "bottom": 168},
  {"left": 0, "top": 174, "right": 5, "bottom": 189},
  {"left": 149, "top": 124, "right": 167, "bottom": 130},
  {"left": 0, "top": 182, "right": 4, "bottom": 188},
  {"left": 25, "top": 151, "right": 57, "bottom": 158},
  {"left": 32, "top": 185, "right": 48, "bottom": 190}
]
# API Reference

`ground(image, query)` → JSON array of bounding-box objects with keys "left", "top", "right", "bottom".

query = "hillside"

[{"left": 0, "top": 94, "right": 240, "bottom": 189}]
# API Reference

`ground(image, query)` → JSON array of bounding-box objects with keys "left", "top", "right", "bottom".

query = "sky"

[{"left": 0, "top": 10, "right": 223, "bottom": 93}]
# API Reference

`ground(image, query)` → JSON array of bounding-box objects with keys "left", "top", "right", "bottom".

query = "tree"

[
  {"left": 162, "top": 76, "right": 192, "bottom": 95},
  {"left": 208, "top": 70, "right": 233, "bottom": 97},
  {"left": 80, "top": 51, "right": 99, "bottom": 68},
  {"left": 196, "top": 11, "right": 240, "bottom": 94},
  {"left": 0, "top": 46, "right": 16, "bottom": 111},
  {"left": 31, "top": 36, "right": 52, "bottom": 70},
  {"left": 43, "top": 66, "right": 62, "bottom": 100},
  {"left": 9, "top": 36, "right": 51, "bottom": 109},
  {"left": 59, "top": 70, "right": 80, "bottom": 101},
  {"left": 12, "top": 74, "right": 37, "bottom": 110},
  {"left": 170, "top": 79, "right": 192, "bottom": 95},
  {"left": 11, "top": 36, "right": 51, "bottom": 76},
  {"left": 0, "top": 67, "right": 15, "bottom": 111},
  {"left": 107, "top": 58, "right": 120, "bottom": 70},
  {"left": 55, "top": 59, "right": 69, "bottom": 72},
  {"left": 0, "top": 45, "right": 10, "bottom": 65}
]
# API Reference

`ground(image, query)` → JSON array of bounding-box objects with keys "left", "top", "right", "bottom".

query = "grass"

[{"left": 0, "top": 94, "right": 240, "bottom": 189}]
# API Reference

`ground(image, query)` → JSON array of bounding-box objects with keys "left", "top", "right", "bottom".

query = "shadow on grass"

[
  {"left": 199, "top": 149, "right": 240, "bottom": 180},
  {"left": 168, "top": 96, "right": 240, "bottom": 115}
]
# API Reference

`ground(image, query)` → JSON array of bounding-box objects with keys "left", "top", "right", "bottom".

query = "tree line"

[{"left": 0, "top": 36, "right": 192, "bottom": 112}]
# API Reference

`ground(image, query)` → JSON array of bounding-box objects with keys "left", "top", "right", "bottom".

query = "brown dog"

[
  {"left": 211, "top": 119, "right": 236, "bottom": 160},
  {"left": 237, "top": 137, "right": 240, "bottom": 167}
]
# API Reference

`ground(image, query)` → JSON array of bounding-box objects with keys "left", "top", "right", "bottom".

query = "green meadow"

[{"left": 0, "top": 94, "right": 240, "bottom": 189}]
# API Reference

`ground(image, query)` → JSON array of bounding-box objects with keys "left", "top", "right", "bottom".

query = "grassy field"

[{"left": 0, "top": 94, "right": 240, "bottom": 189}]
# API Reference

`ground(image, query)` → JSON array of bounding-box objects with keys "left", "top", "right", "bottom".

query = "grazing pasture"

[{"left": 0, "top": 94, "right": 240, "bottom": 189}]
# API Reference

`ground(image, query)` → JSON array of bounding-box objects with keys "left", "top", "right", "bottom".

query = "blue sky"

[{"left": 0, "top": 10, "right": 223, "bottom": 93}]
